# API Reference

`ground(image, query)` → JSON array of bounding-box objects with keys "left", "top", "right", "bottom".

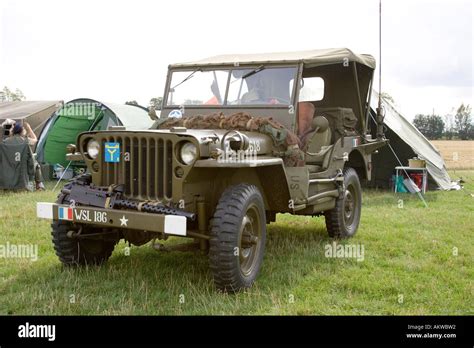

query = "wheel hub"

[
  {"left": 344, "top": 189, "right": 355, "bottom": 224},
  {"left": 239, "top": 204, "right": 262, "bottom": 277}
]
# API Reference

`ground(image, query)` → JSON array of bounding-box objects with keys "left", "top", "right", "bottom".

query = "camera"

[
  {"left": 1, "top": 119, "right": 16, "bottom": 141},
  {"left": 3, "top": 124, "right": 12, "bottom": 136}
]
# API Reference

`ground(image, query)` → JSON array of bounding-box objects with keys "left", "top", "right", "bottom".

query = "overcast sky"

[{"left": 1, "top": 0, "right": 472, "bottom": 119}]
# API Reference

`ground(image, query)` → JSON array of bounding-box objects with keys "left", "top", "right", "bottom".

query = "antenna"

[
  {"left": 378, "top": 0, "right": 382, "bottom": 103},
  {"left": 376, "top": 0, "right": 385, "bottom": 139}
]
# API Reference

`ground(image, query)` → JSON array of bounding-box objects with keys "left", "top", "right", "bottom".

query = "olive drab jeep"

[{"left": 37, "top": 48, "right": 387, "bottom": 292}]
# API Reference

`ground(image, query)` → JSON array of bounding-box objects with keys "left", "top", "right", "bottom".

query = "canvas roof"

[
  {"left": 36, "top": 98, "right": 154, "bottom": 166},
  {"left": 54, "top": 98, "right": 153, "bottom": 130},
  {"left": 0, "top": 100, "right": 62, "bottom": 119},
  {"left": 170, "top": 48, "right": 376, "bottom": 69},
  {"left": 102, "top": 102, "right": 152, "bottom": 130}
]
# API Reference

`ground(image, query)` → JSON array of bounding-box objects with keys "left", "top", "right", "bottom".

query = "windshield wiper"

[
  {"left": 242, "top": 65, "right": 265, "bottom": 79},
  {"left": 171, "top": 68, "right": 202, "bottom": 90}
]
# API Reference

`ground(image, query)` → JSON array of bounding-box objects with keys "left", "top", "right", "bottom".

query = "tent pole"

[
  {"left": 376, "top": 0, "right": 385, "bottom": 139},
  {"left": 52, "top": 161, "right": 72, "bottom": 192},
  {"left": 369, "top": 112, "right": 428, "bottom": 207}
]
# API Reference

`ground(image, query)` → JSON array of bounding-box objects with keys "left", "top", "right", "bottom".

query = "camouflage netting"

[{"left": 158, "top": 112, "right": 305, "bottom": 166}]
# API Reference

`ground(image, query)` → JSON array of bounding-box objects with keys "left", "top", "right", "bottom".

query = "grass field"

[{"left": 1, "top": 171, "right": 473, "bottom": 315}]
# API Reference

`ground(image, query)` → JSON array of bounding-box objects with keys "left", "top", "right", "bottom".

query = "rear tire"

[
  {"left": 209, "top": 184, "right": 266, "bottom": 293},
  {"left": 324, "top": 167, "right": 362, "bottom": 239}
]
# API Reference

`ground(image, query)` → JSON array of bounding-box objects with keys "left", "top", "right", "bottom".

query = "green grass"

[{"left": 1, "top": 172, "right": 473, "bottom": 315}]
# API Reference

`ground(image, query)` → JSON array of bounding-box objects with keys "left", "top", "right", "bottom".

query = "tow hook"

[{"left": 67, "top": 226, "right": 83, "bottom": 238}]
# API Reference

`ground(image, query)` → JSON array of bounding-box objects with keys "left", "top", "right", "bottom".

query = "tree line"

[
  {"left": 413, "top": 104, "right": 473, "bottom": 140},
  {"left": 0, "top": 86, "right": 26, "bottom": 102}
]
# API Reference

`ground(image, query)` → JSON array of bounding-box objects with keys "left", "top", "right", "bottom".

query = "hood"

[
  {"left": 85, "top": 128, "right": 274, "bottom": 158},
  {"left": 153, "top": 128, "right": 274, "bottom": 157}
]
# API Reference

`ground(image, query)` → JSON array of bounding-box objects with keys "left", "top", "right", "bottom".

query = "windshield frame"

[{"left": 163, "top": 64, "right": 300, "bottom": 109}]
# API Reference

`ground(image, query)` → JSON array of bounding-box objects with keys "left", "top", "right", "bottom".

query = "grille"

[{"left": 99, "top": 135, "right": 174, "bottom": 201}]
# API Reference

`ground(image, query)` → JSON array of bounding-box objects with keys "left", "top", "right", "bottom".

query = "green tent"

[{"left": 37, "top": 98, "right": 153, "bottom": 167}]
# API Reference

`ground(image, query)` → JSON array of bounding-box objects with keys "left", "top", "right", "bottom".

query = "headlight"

[
  {"left": 179, "top": 142, "right": 197, "bottom": 165},
  {"left": 86, "top": 139, "right": 100, "bottom": 159}
]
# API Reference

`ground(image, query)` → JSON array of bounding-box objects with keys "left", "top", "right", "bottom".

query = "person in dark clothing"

[
  {"left": 3, "top": 121, "right": 45, "bottom": 190},
  {"left": 0, "top": 139, "right": 35, "bottom": 191}
]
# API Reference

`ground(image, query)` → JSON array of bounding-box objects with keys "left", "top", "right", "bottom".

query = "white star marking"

[{"left": 120, "top": 215, "right": 128, "bottom": 226}]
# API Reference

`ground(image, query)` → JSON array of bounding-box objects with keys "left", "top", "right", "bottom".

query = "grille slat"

[
  {"left": 130, "top": 138, "right": 135, "bottom": 196},
  {"left": 166, "top": 140, "right": 172, "bottom": 199},
  {"left": 121, "top": 137, "right": 126, "bottom": 189},
  {"left": 146, "top": 138, "right": 151, "bottom": 200},
  {"left": 138, "top": 138, "right": 143, "bottom": 197},
  {"left": 158, "top": 139, "right": 164, "bottom": 198},
  {"left": 154, "top": 139, "right": 159, "bottom": 199}
]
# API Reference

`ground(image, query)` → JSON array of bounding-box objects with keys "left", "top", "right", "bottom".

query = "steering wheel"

[
  {"left": 230, "top": 96, "right": 291, "bottom": 105},
  {"left": 266, "top": 96, "right": 291, "bottom": 104}
]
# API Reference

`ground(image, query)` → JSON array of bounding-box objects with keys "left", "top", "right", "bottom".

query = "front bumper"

[{"left": 37, "top": 202, "right": 187, "bottom": 236}]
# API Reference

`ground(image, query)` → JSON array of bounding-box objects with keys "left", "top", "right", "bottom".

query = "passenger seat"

[
  {"left": 297, "top": 102, "right": 333, "bottom": 172},
  {"left": 303, "top": 116, "right": 333, "bottom": 172}
]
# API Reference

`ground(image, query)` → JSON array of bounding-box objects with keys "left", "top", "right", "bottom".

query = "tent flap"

[{"left": 370, "top": 90, "right": 456, "bottom": 190}]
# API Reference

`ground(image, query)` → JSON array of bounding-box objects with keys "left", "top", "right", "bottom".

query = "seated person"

[
  {"left": 297, "top": 102, "right": 316, "bottom": 145},
  {"left": 204, "top": 80, "right": 222, "bottom": 105}
]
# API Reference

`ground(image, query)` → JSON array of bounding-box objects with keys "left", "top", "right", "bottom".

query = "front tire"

[
  {"left": 324, "top": 167, "right": 362, "bottom": 239},
  {"left": 209, "top": 184, "right": 266, "bottom": 293},
  {"left": 52, "top": 221, "right": 116, "bottom": 266},
  {"left": 52, "top": 175, "right": 117, "bottom": 266}
]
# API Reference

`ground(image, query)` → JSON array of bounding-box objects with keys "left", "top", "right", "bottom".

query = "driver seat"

[{"left": 304, "top": 116, "right": 332, "bottom": 172}]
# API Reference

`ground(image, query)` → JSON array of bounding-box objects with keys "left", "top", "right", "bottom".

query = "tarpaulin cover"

[{"left": 370, "top": 90, "right": 456, "bottom": 190}]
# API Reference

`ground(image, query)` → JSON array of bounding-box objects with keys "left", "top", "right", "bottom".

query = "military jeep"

[{"left": 37, "top": 48, "right": 387, "bottom": 292}]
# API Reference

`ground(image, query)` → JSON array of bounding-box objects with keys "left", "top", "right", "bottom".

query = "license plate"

[{"left": 73, "top": 208, "right": 109, "bottom": 223}]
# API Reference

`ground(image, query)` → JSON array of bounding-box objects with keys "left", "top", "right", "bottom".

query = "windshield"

[{"left": 166, "top": 66, "right": 297, "bottom": 107}]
